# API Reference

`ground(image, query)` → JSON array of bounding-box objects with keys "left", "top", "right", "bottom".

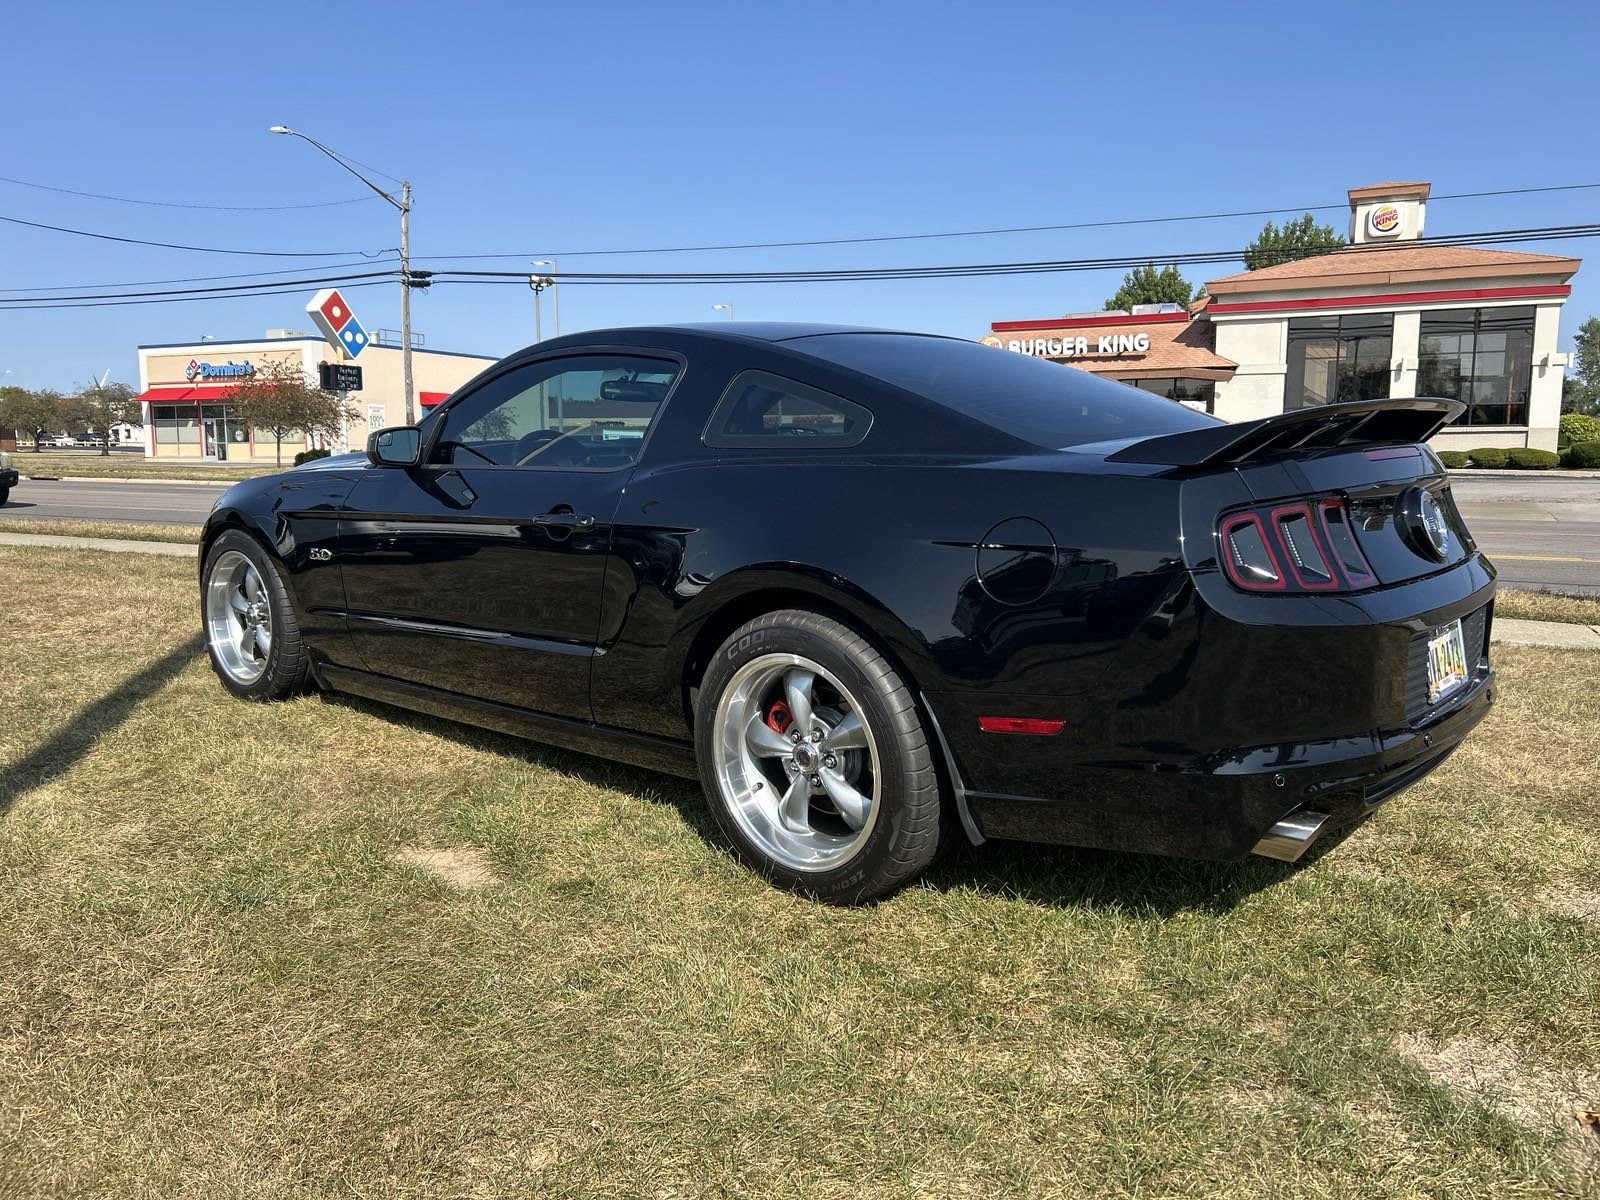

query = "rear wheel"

[
  {"left": 696, "top": 609, "right": 946, "bottom": 902},
  {"left": 0, "top": 486, "right": 9, "bottom": 506},
  {"left": 201, "top": 530, "right": 312, "bottom": 701}
]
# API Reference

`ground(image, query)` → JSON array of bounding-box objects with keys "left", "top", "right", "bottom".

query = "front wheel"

[
  {"left": 201, "top": 529, "right": 313, "bottom": 701},
  {"left": 0, "top": 486, "right": 9, "bottom": 506},
  {"left": 695, "top": 609, "right": 947, "bottom": 903}
]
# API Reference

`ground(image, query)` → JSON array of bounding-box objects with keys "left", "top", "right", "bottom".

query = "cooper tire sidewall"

[{"left": 697, "top": 618, "right": 916, "bottom": 900}]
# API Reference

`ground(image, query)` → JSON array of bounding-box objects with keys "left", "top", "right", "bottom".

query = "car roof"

[{"left": 523, "top": 322, "right": 969, "bottom": 348}]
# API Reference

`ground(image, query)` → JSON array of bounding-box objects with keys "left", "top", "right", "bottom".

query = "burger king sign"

[{"left": 1368, "top": 204, "right": 1403, "bottom": 237}]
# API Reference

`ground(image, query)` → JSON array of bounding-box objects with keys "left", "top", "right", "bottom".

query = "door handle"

[{"left": 532, "top": 510, "right": 596, "bottom": 531}]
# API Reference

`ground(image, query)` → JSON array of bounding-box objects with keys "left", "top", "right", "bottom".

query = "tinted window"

[
  {"left": 1418, "top": 307, "right": 1534, "bottom": 426},
  {"left": 1285, "top": 312, "right": 1393, "bottom": 409},
  {"left": 430, "top": 354, "right": 679, "bottom": 469},
  {"left": 790, "top": 333, "right": 1218, "bottom": 448},
  {"left": 705, "top": 370, "right": 871, "bottom": 447}
]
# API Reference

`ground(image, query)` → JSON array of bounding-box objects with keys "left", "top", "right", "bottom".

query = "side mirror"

[{"left": 367, "top": 426, "right": 422, "bottom": 467}]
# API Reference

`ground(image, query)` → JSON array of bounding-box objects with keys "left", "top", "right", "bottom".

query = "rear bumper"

[{"left": 961, "top": 667, "right": 1492, "bottom": 860}]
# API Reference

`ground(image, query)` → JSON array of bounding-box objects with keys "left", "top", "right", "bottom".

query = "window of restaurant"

[
  {"left": 1128, "top": 377, "right": 1215, "bottom": 414},
  {"left": 1284, "top": 313, "right": 1393, "bottom": 408},
  {"left": 1417, "top": 306, "right": 1534, "bottom": 426},
  {"left": 150, "top": 404, "right": 199, "bottom": 445}
]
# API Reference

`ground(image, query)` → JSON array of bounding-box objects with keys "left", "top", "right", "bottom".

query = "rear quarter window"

[
  {"left": 789, "top": 332, "right": 1220, "bottom": 449},
  {"left": 703, "top": 370, "right": 872, "bottom": 448}
]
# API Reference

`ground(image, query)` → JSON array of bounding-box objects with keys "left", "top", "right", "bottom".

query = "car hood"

[{"left": 294, "top": 451, "right": 371, "bottom": 472}]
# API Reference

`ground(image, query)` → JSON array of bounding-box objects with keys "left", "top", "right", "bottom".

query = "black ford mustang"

[{"left": 200, "top": 324, "right": 1495, "bottom": 901}]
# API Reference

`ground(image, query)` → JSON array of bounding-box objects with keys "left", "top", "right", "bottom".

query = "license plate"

[{"left": 1426, "top": 619, "right": 1469, "bottom": 704}]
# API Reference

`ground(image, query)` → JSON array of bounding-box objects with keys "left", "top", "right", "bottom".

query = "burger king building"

[{"left": 987, "top": 181, "right": 1578, "bottom": 451}]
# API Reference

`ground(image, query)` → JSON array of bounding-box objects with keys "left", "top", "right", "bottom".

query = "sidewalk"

[
  {"left": 1491, "top": 617, "right": 1600, "bottom": 650},
  {"left": 0, "top": 530, "right": 197, "bottom": 558}
]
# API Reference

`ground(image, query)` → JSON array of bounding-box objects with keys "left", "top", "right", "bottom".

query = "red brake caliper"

[{"left": 765, "top": 700, "right": 792, "bottom": 735}]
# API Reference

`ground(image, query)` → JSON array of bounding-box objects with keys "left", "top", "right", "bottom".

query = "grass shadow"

[
  {"left": 320, "top": 690, "right": 1306, "bottom": 915},
  {"left": 1, "top": 633, "right": 205, "bottom": 817}
]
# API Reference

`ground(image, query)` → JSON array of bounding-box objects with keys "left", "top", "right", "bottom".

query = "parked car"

[
  {"left": 199, "top": 324, "right": 1496, "bottom": 901},
  {"left": 44, "top": 433, "right": 75, "bottom": 449},
  {"left": 0, "top": 450, "right": 16, "bottom": 504}
]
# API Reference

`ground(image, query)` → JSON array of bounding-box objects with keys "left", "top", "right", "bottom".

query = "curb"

[
  {"left": 0, "top": 531, "right": 197, "bottom": 557},
  {"left": 23, "top": 475, "right": 238, "bottom": 488},
  {"left": 1448, "top": 468, "right": 1600, "bottom": 479}
]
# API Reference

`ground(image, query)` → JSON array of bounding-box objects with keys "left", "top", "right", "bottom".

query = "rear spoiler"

[{"left": 1106, "top": 397, "right": 1466, "bottom": 469}]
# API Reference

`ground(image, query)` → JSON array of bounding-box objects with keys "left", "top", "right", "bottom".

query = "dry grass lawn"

[
  {"left": 11, "top": 451, "right": 274, "bottom": 482},
  {"left": 1496, "top": 588, "right": 1600, "bottom": 626},
  {"left": 1, "top": 545, "right": 1597, "bottom": 1198}
]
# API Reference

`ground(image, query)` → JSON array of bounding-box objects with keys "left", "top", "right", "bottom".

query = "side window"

[
  {"left": 703, "top": 370, "right": 872, "bottom": 448},
  {"left": 429, "top": 354, "right": 680, "bottom": 468}
]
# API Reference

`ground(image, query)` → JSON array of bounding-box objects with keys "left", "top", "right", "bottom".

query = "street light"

[
  {"left": 712, "top": 303, "right": 734, "bottom": 321},
  {"left": 269, "top": 125, "right": 417, "bottom": 424},
  {"left": 532, "top": 259, "right": 560, "bottom": 337}
]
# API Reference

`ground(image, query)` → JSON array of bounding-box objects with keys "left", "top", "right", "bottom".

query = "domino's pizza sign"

[{"left": 306, "top": 288, "right": 369, "bottom": 358}]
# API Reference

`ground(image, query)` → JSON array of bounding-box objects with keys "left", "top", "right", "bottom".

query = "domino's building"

[{"left": 133, "top": 321, "right": 496, "bottom": 462}]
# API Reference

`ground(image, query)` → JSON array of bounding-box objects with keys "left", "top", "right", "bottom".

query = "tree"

[
  {"left": 1562, "top": 316, "right": 1600, "bottom": 416},
  {"left": 72, "top": 380, "right": 141, "bottom": 455},
  {"left": 224, "top": 361, "right": 357, "bottom": 466},
  {"left": 1104, "top": 263, "right": 1193, "bottom": 311},
  {"left": 0, "top": 387, "right": 65, "bottom": 450},
  {"left": 1242, "top": 213, "right": 1345, "bottom": 271}
]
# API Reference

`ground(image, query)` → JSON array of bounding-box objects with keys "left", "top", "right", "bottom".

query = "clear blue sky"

[{"left": 3, "top": 0, "right": 1597, "bottom": 391}]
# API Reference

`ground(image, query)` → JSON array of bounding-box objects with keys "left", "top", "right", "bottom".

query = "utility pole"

[
  {"left": 269, "top": 126, "right": 416, "bottom": 425},
  {"left": 533, "top": 259, "right": 560, "bottom": 336},
  {"left": 399, "top": 180, "right": 414, "bottom": 425}
]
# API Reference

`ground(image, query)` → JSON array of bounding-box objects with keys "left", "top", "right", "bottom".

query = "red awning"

[
  {"left": 419, "top": 391, "right": 450, "bottom": 408},
  {"left": 135, "top": 385, "right": 249, "bottom": 405}
]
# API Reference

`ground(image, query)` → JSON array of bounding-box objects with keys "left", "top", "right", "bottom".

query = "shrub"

[
  {"left": 293, "top": 448, "right": 332, "bottom": 466},
  {"left": 1558, "top": 413, "right": 1600, "bottom": 448},
  {"left": 1504, "top": 447, "right": 1560, "bottom": 470},
  {"left": 1562, "top": 439, "right": 1600, "bottom": 469},
  {"left": 1437, "top": 450, "right": 1470, "bottom": 468},
  {"left": 1465, "top": 447, "right": 1509, "bottom": 469}
]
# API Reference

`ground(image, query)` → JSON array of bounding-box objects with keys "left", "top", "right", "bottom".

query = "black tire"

[
  {"left": 695, "top": 609, "right": 948, "bottom": 903},
  {"left": 0, "top": 486, "right": 9, "bottom": 506},
  {"left": 200, "top": 529, "right": 314, "bottom": 701}
]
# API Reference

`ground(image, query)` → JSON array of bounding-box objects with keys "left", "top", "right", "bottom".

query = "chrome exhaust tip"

[{"left": 1252, "top": 810, "right": 1330, "bottom": 863}]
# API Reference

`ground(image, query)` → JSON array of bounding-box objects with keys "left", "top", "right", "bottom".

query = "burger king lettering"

[
  {"left": 1368, "top": 204, "right": 1402, "bottom": 236},
  {"left": 1004, "top": 332, "right": 1151, "bottom": 358}
]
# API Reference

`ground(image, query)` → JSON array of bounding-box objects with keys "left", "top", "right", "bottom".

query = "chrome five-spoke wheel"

[
  {"left": 711, "top": 652, "right": 881, "bottom": 873},
  {"left": 205, "top": 549, "right": 273, "bottom": 686}
]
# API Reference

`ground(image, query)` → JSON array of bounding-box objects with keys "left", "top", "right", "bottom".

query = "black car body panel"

[{"left": 202, "top": 324, "right": 1495, "bottom": 863}]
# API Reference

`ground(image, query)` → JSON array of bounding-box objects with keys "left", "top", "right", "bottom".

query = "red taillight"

[
  {"left": 1217, "top": 495, "right": 1376, "bottom": 594},
  {"left": 978, "top": 716, "right": 1065, "bottom": 735},
  {"left": 1317, "top": 497, "right": 1377, "bottom": 588},
  {"left": 1219, "top": 512, "right": 1285, "bottom": 591},
  {"left": 1269, "top": 503, "right": 1339, "bottom": 590}
]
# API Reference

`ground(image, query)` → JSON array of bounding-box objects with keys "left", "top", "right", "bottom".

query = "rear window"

[{"left": 790, "top": 332, "right": 1220, "bottom": 449}]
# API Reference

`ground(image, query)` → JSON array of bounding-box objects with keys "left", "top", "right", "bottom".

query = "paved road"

[
  {"left": 1450, "top": 475, "right": 1600, "bottom": 595},
  {"left": 3, "top": 473, "right": 1597, "bottom": 592},
  {"left": 2, "top": 477, "right": 227, "bottom": 525}
]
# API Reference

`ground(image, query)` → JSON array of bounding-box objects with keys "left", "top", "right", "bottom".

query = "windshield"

[{"left": 789, "top": 332, "right": 1220, "bottom": 449}]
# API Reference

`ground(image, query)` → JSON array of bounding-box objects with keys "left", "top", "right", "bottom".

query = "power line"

[
  {"left": 414, "top": 182, "right": 1600, "bottom": 261},
  {"left": 0, "top": 257, "right": 401, "bottom": 294},
  {"left": 0, "top": 212, "right": 391, "bottom": 258},
  {"left": 0, "top": 270, "right": 400, "bottom": 306},
  {"left": 1, "top": 223, "right": 1593, "bottom": 309},
  {"left": 0, "top": 278, "right": 397, "bottom": 312},
  {"left": 419, "top": 224, "right": 1600, "bottom": 285},
  {"left": 0, "top": 173, "right": 382, "bottom": 211}
]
